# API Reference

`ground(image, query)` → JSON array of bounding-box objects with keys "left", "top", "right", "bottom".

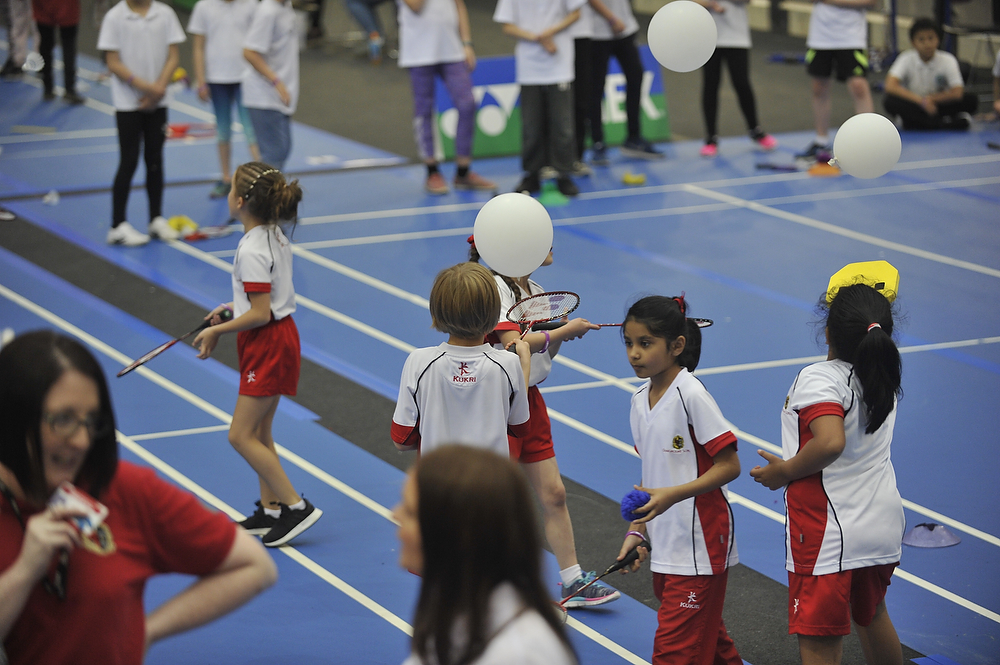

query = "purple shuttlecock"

[{"left": 621, "top": 490, "right": 651, "bottom": 522}]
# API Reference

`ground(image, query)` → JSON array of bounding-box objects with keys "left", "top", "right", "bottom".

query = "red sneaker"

[
  {"left": 453, "top": 171, "right": 497, "bottom": 192},
  {"left": 425, "top": 172, "right": 449, "bottom": 195}
]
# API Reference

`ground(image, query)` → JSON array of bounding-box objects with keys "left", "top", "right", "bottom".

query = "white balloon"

[
  {"left": 647, "top": 1, "right": 718, "bottom": 73},
  {"left": 473, "top": 193, "right": 553, "bottom": 278},
  {"left": 832, "top": 113, "right": 902, "bottom": 179}
]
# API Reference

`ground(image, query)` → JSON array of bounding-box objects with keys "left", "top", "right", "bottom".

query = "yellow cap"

[{"left": 827, "top": 260, "right": 899, "bottom": 303}]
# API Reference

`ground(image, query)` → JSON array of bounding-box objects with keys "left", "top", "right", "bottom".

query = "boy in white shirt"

[
  {"left": 797, "top": 0, "right": 876, "bottom": 163},
  {"left": 884, "top": 17, "right": 978, "bottom": 130},
  {"left": 98, "top": 0, "right": 186, "bottom": 246},
  {"left": 494, "top": 0, "right": 586, "bottom": 197}
]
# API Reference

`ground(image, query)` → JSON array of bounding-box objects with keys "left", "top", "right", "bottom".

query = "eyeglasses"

[{"left": 43, "top": 411, "right": 108, "bottom": 440}]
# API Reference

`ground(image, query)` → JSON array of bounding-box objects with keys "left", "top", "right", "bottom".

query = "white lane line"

[
  {"left": 162, "top": 239, "right": 1000, "bottom": 553},
  {"left": 0, "top": 281, "right": 652, "bottom": 663},
  {"left": 0, "top": 128, "right": 119, "bottom": 144},
  {"left": 683, "top": 184, "right": 1000, "bottom": 280},
  {"left": 129, "top": 424, "right": 231, "bottom": 441},
  {"left": 117, "top": 432, "right": 414, "bottom": 635},
  {"left": 753, "top": 176, "right": 1000, "bottom": 207}
]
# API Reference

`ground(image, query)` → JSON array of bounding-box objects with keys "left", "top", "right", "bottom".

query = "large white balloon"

[
  {"left": 832, "top": 113, "right": 901, "bottom": 179},
  {"left": 647, "top": 1, "right": 718, "bottom": 73},
  {"left": 473, "top": 193, "right": 553, "bottom": 278}
]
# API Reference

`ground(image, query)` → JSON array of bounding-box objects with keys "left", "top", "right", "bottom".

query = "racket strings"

[{"left": 506, "top": 291, "right": 580, "bottom": 325}]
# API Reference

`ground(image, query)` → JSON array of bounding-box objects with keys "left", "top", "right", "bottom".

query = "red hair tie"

[
  {"left": 467, "top": 235, "right": 476, "bottom": 247},
  {"left": 672, "top": 292, "right": 686, "bottom": 316},
  {"left": 867, "top": 323, "right": 882, "bottom": 333}
]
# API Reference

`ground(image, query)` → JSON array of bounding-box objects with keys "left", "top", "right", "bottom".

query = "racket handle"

[
  {"left": 531, "top": 321, "right": 566, "bottom": 331},
  {"left": 603, "top": 539, "right": 651, "bottom": 575}
]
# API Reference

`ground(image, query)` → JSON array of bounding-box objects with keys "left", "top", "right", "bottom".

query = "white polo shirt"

[
  {"left": 97, "top": 0, "right": 186, "bottom": 111},
  {"left": 242, "top": 0, "right": 299, "bottom": 114},
  {"left": 493, "top": 0, "right": 587, "bottom": 85},
  {"left": 630, "top": 369, "right": 739, "bottom": 576},
  {"left": 231, "top": 224, "right": 296, "bottom": 320},
  {"left": 781, "top": 359, "right": 904, "bottom": 576},
  {"left": 712, "top": 0, "right": 751, "bottom": 49},
  {"left": 396, "top": 0, "right": 465, "bottom": 68},
  {"left": 187, "top": 0, "right": 258, "bottom": 84},
  {"left": 591, "top": 0, "right": 638, "bottom": 41},
  {"left": 391, "top": 342, "right": 530, "bottom": 457},
  {"left": 886, "top": 49, "right": 964, "bottom": 97},
  {"left": 806, "top": 2, "right": 867, "bottom": 50},
  {"left": 490, "top": 275, "right": 552, "bottom": 388},
  {"left": 566, "top": 2, "right": 593, "bottom": 40}
]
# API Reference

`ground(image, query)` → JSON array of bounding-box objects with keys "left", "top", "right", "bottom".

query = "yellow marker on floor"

[{"left": 622, "top": 172, "right": 646, "bottom": 186}]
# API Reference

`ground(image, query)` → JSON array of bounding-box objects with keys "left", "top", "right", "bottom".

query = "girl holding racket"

[
  {"left": 468, "top": 238, "right": 620, "bottom": 609},
  {"left": 193, "top": 162, "right": 322, "bottom": 548},
  {"left": 750, "top": 280, "right": 904, "bottom": 665},
  {"left": 617, "top": 295, "right": 743, "bottom": 665}
]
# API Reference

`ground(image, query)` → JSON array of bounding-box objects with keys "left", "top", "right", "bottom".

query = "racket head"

[
  {"left": 506, "top": 291, "right": 580, "bottom": 326},
  {"left": 691, "top": 318, "right": 713, "bottom": 329}
]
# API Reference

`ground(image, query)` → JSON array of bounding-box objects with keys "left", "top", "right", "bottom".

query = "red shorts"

[
  {"left": 787, "top": 563, "right": 898, "bottom": 636},
  {"left": 651, "top": 571, "right": 741, "bottom": 665},
  {"left": 508, "top": 385, "right": 556, "bottom": 464},
  {"left": 236, "top": 315, "right": 300, "bottom": 397}
]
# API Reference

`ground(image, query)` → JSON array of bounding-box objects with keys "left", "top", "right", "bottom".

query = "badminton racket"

[
  {"left": 558, "top": 538, "right": 651, "bottom": 609},
  {"left": 506, "top": 291, "right": 623, "bottom": 335},
  {"left": 117, "top": 309, "right": 232, "bottom": 377},
  {"left": 531, "top": 318, "right": 714, "bottom": 330}
]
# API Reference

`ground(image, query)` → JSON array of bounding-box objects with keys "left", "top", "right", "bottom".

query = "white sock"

[
  {"left": 560, "top": 564, "right": 583, "bottom": 587},
  {"left": 287, "top": 499, "right": 306, "bottom": 511},
  {"left": 815, "top": 134, "right": 829, "bottom": 147},
  {"left": 264, "top": 507, "right": 281, "bottom": 519}
]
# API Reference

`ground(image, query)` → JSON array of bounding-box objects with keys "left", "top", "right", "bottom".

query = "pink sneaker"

[
  {"left": 754, "top": 134, "right": 778, "bottom": 151},
  {"left": 699, "top": 143, "right": 718, "bottom": 158},
  {"left": 425, "top": 172, "right": 448, "bottom": 195}
]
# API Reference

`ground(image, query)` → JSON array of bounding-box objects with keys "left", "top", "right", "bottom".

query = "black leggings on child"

[
  {"left": 38, "top": 23, "right": 78, "bottom": 95},
  {"left": 591, "top": 33, "right": 644, "bottom": 144},
  {"left": 701, "top": 47, "right": 759, "bottom": 140},
  {"left": 113, "top": 108, "right": 167, "bottom": 227}
]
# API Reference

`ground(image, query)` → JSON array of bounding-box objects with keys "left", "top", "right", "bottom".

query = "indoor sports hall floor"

[{"left": 2, "top": 38, "right": 999, "bottom": 665}]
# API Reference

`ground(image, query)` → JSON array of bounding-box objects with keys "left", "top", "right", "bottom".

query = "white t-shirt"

[
  {"left": 490, "top": 275, "right": 552, "bottom": 387},
  {"left": 232, "top": 224, "right": 296, "bottom": 319},
  {"left": 712, "top": 0, "right": 751, "bottom": 49},
  {"left": 397, "top": 0, "right": 466, "bottom": 68},
  {"left": 806, "top": 2, "right": 867, "bottom": 50},
  {"left": 493, "top": 0, "right": 587, "bottom": 85},
  {"left": 187, "top": 0, "right": 257, "bottom": 84},
  {"left": 781, "top": 359, "right": 904, "bottom": 576},
  {"left": 566, "top": 2, "right": 593, "bottom": 39},
  {"left": 630, "top": 369, "right": 739, "bottom": 576},
  {"left": 591, "top": 0, "right": 638, "bottom": 41},
  {"left": 401, "top": 583, "right": 576, "bottom": 665},
  {"left": 886, "top": 49, "right": 964, "bottom": 97},
  {"left": 391, "top": 342, "right": 530, "bottom": 457},
  {"left": 97, "top": 1, "right": 186, "bottom": 111},
  {"left": 242, "top": 0, "right": 299, "bottom": 114}
]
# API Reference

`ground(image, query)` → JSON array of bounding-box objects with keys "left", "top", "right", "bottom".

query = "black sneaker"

[
  {"left": 239, "top": 500, "right": 278, "bottom": 536},
  {"left": 620, "top": 138, "right": 665, "bottom": 160},
  {"left": 590, "top": 142, "right": 610, "bottom": 166},
  {"left": 796, "top": 142, "right": 831, "bottom": 164},
  {"left": 262, "top": 498, "right": 322, "bottom": 547},
  {"left": 514, "top": 174, "right": 540, "bottom": 195},
  {"left": 556, "top": 176, "right": 579, "bottom": 197},
  {"left": 0, "top": 59, "right": 23, "bottom": 79}
]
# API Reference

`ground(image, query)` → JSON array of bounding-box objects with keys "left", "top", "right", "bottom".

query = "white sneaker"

[
  {"left": 148, "top": 216, "right": 180, "bottom": 241},
  {"left": 106, "top": 222, "right": 150, "bottom": 246}
]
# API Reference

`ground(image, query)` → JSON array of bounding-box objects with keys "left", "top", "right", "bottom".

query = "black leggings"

[
  {"left": 701, "top": 47, "right": 759, "bottom": 141},
  {"left": 113, "top": 108, "right": 167, "bottom": 227},
  {"left": 573, "top": 37, "right": 598, "bottom": 160},
  {"left": 591, "top": 33, "right": 644, "bottom": 144},
  {"left": 883, "top": 92, "right": 978, "bottom": 129},
  {"left": 38, "top": 23, "right": 78, "bottom": 94}
]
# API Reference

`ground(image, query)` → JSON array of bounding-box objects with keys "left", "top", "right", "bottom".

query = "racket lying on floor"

[
  {"left": 117, "top": 309, "right": 232, "bottom": 377},
  {"left": 558, "top": 538, "right": 652, "bottom": 609}
]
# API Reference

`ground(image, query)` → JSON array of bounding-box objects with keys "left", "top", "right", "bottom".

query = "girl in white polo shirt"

[
  {"left": 751, "top": 281, "right": 904, "bottom": 665},
  {"left": 242, "top": 0, "right": 298, "bottom": 171},
  {"left": 194, "top": 162, "right": 322, "bottom": 548},
  {"left": 618, "top": 295, "right": 743, "bottom": 665},
  {"left": 98, "top": 0, "right": 186, "bottom": 246},
  {"left": 188, "top": 0, "right": 261, "bottom": 198}
]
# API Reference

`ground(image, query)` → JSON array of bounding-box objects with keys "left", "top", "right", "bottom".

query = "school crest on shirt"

[
  {"left": 451, "top": 361, "right": 476, "bottom": 386},
  {"left": 80, "top": 523, "right": 117, "bottom": 556},
  {"left": 784, "top": 395, "right": 790, "bottom": 409},
  {"left": 672, "top": 435, "right": 685, "bottom": 450}
]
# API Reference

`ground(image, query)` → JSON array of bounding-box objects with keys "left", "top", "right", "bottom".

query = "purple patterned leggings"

[{"left": 409, "top": 60, "right": 475, "bottom": 161}]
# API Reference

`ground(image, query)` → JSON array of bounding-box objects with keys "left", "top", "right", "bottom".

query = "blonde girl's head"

[
  {"left": 429, "top": 263, "right": 501, "bottom": 339},
  {"left": 232, "top": 162, "right": 303, "bottom": 227}
]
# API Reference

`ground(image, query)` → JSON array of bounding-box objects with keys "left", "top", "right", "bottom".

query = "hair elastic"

[
  {"left": 537, "top": 330, "right": 550, "bottom": 354},
  {"left": 467, "top": 235, "right": 475, "bottom": 247},
  {"left": 672, "top": 292, "right": 686, "bottom": 315},
  {"left": 867, "top": 323, "right": 882, "bottom": 333},
  {"left": 245, "top": 168, "right": 279, "bottom": 198},
  {"left": 626, "top": 530, "right": 645, "bottom": 540}
]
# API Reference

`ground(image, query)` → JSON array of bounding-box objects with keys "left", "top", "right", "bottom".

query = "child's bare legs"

[
  {"left": 846, "top": 75, "right": 874, "bottom": 114},
  {"left": 811, "top": 77, "right": 833, "bottom": 139},
  {"left": 856, "top": 602, "right": 902, "bottom": 665},
  {"left": 217, "top": 141, "right": 232, "bottom": 184},
  {"left": 522, "top": 457, "right": 577, "bottom": 569},
  {"left": 249, "top": 142, "right": 261, "bottom": 162},
  {"left": 229, "top": 394, "right": 299, "bottom": 508},
  {"left": 799, "top": 635, "right": 842, "bottom": 665}
]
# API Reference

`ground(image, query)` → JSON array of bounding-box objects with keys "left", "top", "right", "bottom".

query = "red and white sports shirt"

[
  {"left": 232, "top": 224, "right": 296, "bottom": 320},
  {"left": 391, "top": 343, "right": 531, "bottom": 457},
  {"left": 781, "top": 359, "right": 904, "bottom": 576},
  {"left": 631, "top": 369, "right": 739, "bottom": 576},
  {"left": 490, "top": 275, "right": 552, "bottom": 387}
]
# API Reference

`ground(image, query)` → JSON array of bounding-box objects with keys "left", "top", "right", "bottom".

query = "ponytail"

[
  {"left": 825, "top": 284, "right": 902, "bottom": 433},
  {"left": 233, "top": 161, "right": 302, "bottom": 232},
  {"left": 624, "top": 294, "right": 702, "bottom": 372}
]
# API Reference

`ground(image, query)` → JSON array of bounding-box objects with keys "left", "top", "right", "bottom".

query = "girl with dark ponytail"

[{"left": 751, "top": 280, "right": 905, "bottom": 665}]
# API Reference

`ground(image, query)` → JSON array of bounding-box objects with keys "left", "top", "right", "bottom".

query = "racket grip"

[
  {"left": 604, "top": 539, "right": 651, "bottom": 575},
  {"left": 531, "top": 321, "right": 567, "bottom": 331},
  {"left": 207, "top": 308, "right": 234, "bottom": 327}
]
